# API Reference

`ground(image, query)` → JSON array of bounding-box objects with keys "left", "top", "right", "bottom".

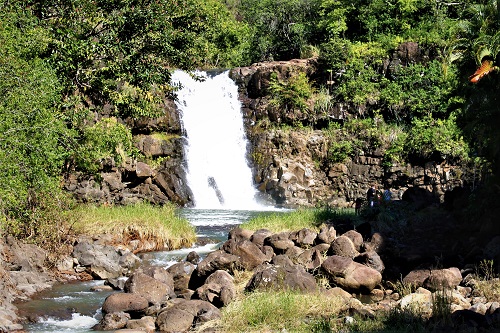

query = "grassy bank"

[
  {"left": 69, "top": 202, "right": 196, "bottom": 251},
  {"left": 241, "top": 207, "right": 359, "bottom": 233}
]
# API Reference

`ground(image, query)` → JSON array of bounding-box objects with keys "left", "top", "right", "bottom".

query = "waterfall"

[{"left": 172, "top": 70, "right": 261, "bottom": 210}]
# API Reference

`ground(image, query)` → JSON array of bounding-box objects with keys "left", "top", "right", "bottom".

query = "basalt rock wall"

[{"left": 229, "top": 49, "right": 467, "bottom": 208}]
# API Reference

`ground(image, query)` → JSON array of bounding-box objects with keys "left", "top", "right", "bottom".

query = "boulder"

[
  {"left": 424, "top": 267, "right": 462, "bottom": 291},
  {"left": 124, "top": 272, "right": 172, "bottom": 305},
  {"left": 156, "top": 299, "right": 221, "bottom": 333},
  {"left": 342, "top": 230, "right": 364, "bottom": 251},
  {"left": 194, "top": 270, "right": 236, "bottom": 307},
  {"left": 126, "top": 316, "right": 156, "bottom": 333},
  {"left": 250, "top": 229, "right": 273, "bottom": 250},
  {"left": 221, "top": 238, "right": 268, "bottom": 270},
  {"left": 402, "top": 269, "right": 431, "bottom": 288},
  {"left": 245, "top": 255, "right": 317, "bottom": 293},
  {"left": 292, "top": 228, "right": 318, "bottom": 248},
  {"left": 264, "top": 232, "right": 295, "bottom": 253},
  {"left": 72, "top": 241, "right": 123, "bottom": 279},
  {"left": 166, "top": 262, "right": 196, "bottom": 293},
  {"left": 188, "top": 250, "right": 240, "bottom": 290},
  {"left": 296, "top": 248, "right": 323, "bottom": 271},
  {"left": 101, "top": 293, "right": 149, "bottom": 315},
  {"left": 328, "top": 235, "right": 360, "bottom": 259},
  {"left": 317, "top": 225, "right": 336, "bottom": 244},
  {"left": 354, "top": 251, "right": 385, "bottom": 273},
  {"left": 93, "top": 311, "right": 130, "bottom": 331},
  {"left": 321, "top": 255, "right": 382, "bottom": 293},
  {"left": 228, "top": 227, "right": 254, "bottom": 242}
]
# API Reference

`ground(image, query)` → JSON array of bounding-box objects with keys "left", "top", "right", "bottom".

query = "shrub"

[
  {"left": 268, "top": 71, "right": 315, "bottom": 113},
  {"left": 75, "top": 118, "right": 136, "bottom": 173}
]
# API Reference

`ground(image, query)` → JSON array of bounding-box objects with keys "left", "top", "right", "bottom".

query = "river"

[{"left": 19, "top": 208, "right": 279, "bottom": 333}]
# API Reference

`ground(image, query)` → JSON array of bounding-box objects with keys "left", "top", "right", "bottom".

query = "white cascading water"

[{"left": 172, "top": 70, "right": 261, "bottom": 210}]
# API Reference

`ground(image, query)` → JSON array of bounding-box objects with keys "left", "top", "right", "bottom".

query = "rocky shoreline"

[{"left": 2, "top": 208, "right": 500, "bottom": 332}]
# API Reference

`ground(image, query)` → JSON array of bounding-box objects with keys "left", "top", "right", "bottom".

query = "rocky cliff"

[
  {"left": 230, "top": 51, "right": 467, "bottom": 208},
  {"left": 65, "top": 43, "right": 469, "bottom": 208}
]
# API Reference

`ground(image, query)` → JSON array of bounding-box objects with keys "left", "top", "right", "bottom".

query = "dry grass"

[{"left": 69, "top": 202, "right": 196, "bottom": 252}]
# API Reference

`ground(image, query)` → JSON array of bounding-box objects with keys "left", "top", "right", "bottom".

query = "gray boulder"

[
  {"left": 72, "top": 241, "right": 123, "bottom": 279},
  {"left": 94, "top": 311, "right": 130, "bottom": 331}
]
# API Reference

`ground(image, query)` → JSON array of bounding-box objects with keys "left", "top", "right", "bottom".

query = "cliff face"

[
  {"left": 230, "top": 54, "right": 466, "bottom": 208},
  {"left": 65, "top": 44, "right": 468, "bottom": 208}
]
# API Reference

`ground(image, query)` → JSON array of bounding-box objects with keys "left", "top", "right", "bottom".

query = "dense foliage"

[{"left": 0, "top": 0, "right": 499, "bottom": 246}]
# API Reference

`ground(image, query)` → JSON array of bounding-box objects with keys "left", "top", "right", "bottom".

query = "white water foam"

[
  {"left": 172, "top": 70, "right": 263, "bottom": 210},
  {"left": 35, "top": 313, "right": 98, "bottom": 332}
]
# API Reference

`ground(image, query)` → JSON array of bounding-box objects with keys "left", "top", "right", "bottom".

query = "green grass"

[
  {"left": 69, "top": 202, "right": 196, "bottom": 251},
  {"left": 215, "top": 290, "right": 345, "bottom": 332},
  {"left": 241, "top": 207, "right": 358, "bottom": 233}
]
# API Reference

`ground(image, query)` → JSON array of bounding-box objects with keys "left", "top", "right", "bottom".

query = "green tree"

[
  {"left": 29, "top": 0, "right": 251, "bottom": 120},
  {"left": 238, "top": 0, "right": 321, "bottom": 61},
  {"left": 0, "top": 5, "right": 70, "bottom": 245}
]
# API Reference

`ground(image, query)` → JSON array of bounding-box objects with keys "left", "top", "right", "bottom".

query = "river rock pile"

[{"left": 93, "top": 225, "right": 500, "bottom": 333}]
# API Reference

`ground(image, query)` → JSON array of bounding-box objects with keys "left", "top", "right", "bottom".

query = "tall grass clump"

[
  {"left": 471, "top": 259, "right": 500, "bottom": 302},
  {"left": 69, "top": 202, "right": 196, "bottom": 251},
  {"left": 217, "top": 290, "right": 345, "bottom": 332},
  {"left": 241, "top": 207, "right": 357, "bottom": 233}
]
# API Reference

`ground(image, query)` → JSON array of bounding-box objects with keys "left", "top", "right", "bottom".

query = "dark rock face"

[{"left": 229, "top": 53, "right": 467, "bottom": 209}]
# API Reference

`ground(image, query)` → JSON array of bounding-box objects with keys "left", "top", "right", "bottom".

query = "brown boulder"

[
  {"left": 245, "top": 255, "right": 317, "bottom": 293},
  {"left": 194, "top": 270, "right": 236, "bottom": 307},
  {"left": 124, "top": 272, "right": 171, "bottom": 305},
  {"left": 93, "top": 312, "right": 130, "bottom": 331},
  {"left": 328, "top": 235, "right": 360, "bottom": 259},
  {"left": 156, "top": 299, "right": 221, "bottom": 333},
  {"left": 166, "top": 262, "right": 196, "bottom": 293},
  {"left": 222, "top": 238, "right": 268, "bottom": 270},
  {"left": 101, "top": 293, "right": 149, "bottom": 315},
  {"left": 322, "top": 255, "right": 382, "bottom": 293},
  {"left": 425, "top": 267, "right": 462, "bottom": 291},
  {"left": 264, "top": 232, "right": 295, "bottom": 253}
]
